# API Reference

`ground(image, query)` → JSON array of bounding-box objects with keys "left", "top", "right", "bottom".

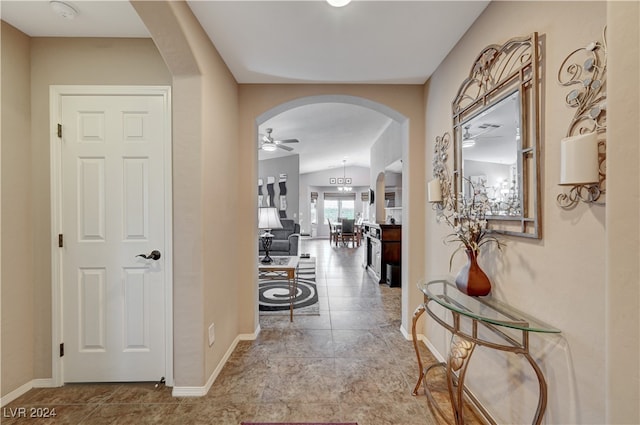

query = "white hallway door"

[{"left": 58, "top": 89, "right": 171, "bottom": 382}]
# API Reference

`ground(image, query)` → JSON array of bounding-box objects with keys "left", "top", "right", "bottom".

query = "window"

[
  {"left": 324, "top": 193, "right": 356, "bottom": 222},
  {"left": 310, "top": 200, "right": 317, "bottom": 225}
]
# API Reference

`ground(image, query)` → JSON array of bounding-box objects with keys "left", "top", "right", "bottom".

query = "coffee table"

[{"left": 258, "top": 256, "right": 299, "bottom": 321}]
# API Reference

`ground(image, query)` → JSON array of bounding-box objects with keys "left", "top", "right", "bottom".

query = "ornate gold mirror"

[{"left": 452, "top": 33, "right": 542, "bottom": 238}]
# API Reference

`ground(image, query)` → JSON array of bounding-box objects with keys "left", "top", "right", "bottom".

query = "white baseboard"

[
  {"left": 400, "top": 321, "right": 447, "bottom": 364},
  {"left": 1, "top": 378, "right": 58, "bottom": 407},
  {"left": 422, "top": 336, "right": 446, "bottom": 363},
  {"left": 1, "top": 380, "right": 34, "bottom": 407},
  {"left": 400, "top": 324, "right": 411, "bottom": 340},
  {"left": 3, "top": 326, "right": 263, "bottom": 403},
  {"left": 172, "top": 325, "right": 261, "bottom": 397},
  {"left": 32, "top": 378, "right": 55, "bottom": 388}
]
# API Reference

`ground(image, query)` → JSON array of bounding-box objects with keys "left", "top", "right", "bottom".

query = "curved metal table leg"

[
  {"left": 446, "top": 336, "right": 476, "bottom": 425},
  {"left": 289, "top": 268, "right": 298, "bottom": 322},
  {"left": 414, "top": 280, "right": 558, "bottom": 425},
  {"left": 524, "top": 352, "right": 548, "bottom": 425},
  {"left": 411, "top": 304, "right": 426, "bottom": 396}
]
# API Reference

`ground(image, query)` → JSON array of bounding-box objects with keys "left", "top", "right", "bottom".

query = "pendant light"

[{"left": 338, "top": 159, "right": 352, "bottom": 192}]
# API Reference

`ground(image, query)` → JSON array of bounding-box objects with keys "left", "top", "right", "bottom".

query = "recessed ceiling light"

[
  {"left": 327, "top": 0, "right": 352, "bottom": 7},
  {"left": 50, "top": 1, "right": 78, "bottom": 20}
]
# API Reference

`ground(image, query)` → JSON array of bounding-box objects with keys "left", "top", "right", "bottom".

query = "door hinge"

[
  {"left": 57, "top": 123, "right": 62, "bottom": 138},
  {"left": 59, "top": 343, "right": 64, "bottom": 357},
  {"left": 58, "top": 234, "right": 63, "bottom": 247}
]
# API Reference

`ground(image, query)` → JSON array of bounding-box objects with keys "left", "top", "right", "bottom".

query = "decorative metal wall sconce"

[
  {"left": 557, "top": 26, "right": 607, "bottom": 209},
  {"left": 428, "top": 132, "right": 454, "bottom": 215}
]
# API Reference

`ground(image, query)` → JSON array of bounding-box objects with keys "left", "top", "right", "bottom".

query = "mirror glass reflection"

[{"left": 460, "top": 91, "right": 522, "bottom": 217}]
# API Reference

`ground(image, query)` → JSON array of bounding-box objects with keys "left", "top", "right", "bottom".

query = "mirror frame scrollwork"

[{"left": 452, "top": 32, "right": 542, "bottom": 239}]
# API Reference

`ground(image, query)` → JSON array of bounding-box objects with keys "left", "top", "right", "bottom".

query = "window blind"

[{"left": 324, "top": 192, "right": 356, "bottom": 200}]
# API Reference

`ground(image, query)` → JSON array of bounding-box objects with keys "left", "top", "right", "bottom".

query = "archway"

[{"left": 255, "top": 94, "right": 410, "bottom": 324}]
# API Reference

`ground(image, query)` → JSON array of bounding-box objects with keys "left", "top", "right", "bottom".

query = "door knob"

[{"left": 137, "top": 250, "right": 161, "bottom": 261}]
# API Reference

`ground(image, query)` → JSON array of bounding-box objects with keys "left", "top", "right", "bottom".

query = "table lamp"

[{"left": 258, "top": 207, "right": 283, "bottom": 264}]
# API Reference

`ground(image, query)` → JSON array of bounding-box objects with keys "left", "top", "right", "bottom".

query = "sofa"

[{"left": 259, "top": 219, "right": 300, "bottom": 256}]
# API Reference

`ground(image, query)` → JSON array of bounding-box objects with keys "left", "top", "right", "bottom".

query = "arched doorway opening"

[{"left": 255, "top": 94, "right": 410, "bottom": 323}]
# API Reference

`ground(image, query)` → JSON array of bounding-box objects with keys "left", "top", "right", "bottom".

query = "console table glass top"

[
  {"left": 419, "top": 279, "right": 560, "bottom": 334},
  {"left": 413, "top": 279, "right": 561, "bottom": 425}
]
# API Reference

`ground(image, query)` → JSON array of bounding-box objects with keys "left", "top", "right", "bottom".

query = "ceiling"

[
  {"left": 258, "top": 102, "right": 393, "bottom": 174},
  {"left": 1, "top": 0, "right": 490, "bottom": 174},
  {"left": 462, "top": 91, "right": 520, "bottom": 165}
]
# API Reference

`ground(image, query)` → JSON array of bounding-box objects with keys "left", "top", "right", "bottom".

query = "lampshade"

[
  {"left": 560, "top": 132, "right": 599, "bottom": 185},
  {"left": 258, "top": 207, "right": 283, "bottom": 230},
  {"left": 427, "top": 179, "right": 442, "bottom": 203}
]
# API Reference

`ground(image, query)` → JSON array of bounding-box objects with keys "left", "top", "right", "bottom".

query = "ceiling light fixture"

[
  {"left": 50, "top": 1, "right": 78, "bottom": 20},
  {"left": 262, "top": 143, "right": 277, "bottom": 152},
  {"left": 338, "top": 159, "right": 352, "bottom": 192},
  {"left": 327, "top": 0, "right": 352, "bottom": 7}
]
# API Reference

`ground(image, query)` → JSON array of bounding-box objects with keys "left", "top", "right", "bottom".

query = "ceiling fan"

[
  {"left": 259, "top": 128, "right": 299, "bottom": 152},
  {"left": 462, "top": 125, "right": 476, "bottom": 148},
  {"left": 462, "top": 123, "right": 503, "bottom": 148}
]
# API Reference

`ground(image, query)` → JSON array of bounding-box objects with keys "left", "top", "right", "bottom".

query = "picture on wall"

[
  {"left": 337, "top": 178, "right": 344, "bottom": 184},
  {"left": 279, "top": 173, "right": 287, "bottom": 218},
  {"left": 258, "top": 178, "right": 264, "bottom": 207},
  {"left": 330, "top": 178, "right": 336, "bottom": 184},
  {"left": 345, "top": 178, "right": 352, "bottom": 184}
]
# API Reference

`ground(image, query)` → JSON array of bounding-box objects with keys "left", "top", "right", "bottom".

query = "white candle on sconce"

[
  {"left": 428, "top": 179, "right": 442, "bottom": 202},
  {"left": 560, "top": 132, "right": 599, "bottom": 185}
]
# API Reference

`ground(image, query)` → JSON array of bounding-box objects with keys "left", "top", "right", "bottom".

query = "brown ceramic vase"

[{"left": 455, "top": 249, "right": 491, "bottom": 296}]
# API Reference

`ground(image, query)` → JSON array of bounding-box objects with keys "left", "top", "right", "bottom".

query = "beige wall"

[
  {"left": 3, "top": 2, "right": 243, "bottom": 390},
  {"left": 0, "top": 28, "right": 172, "bottom": 396},
  {"left": 238, "top": 85, "right": 425, "bottom": 334},
  {"left": 132, "top": 0, "right": 241, "bottom": 386},
  {"left": 606, "top": 2, "right": 640, "bottom": 423},
  {"left": 1, "top": 22, "right": 34, "bottom": 396},
  {"left": 421, "top": 1, "right": 639, "bottom": 423}
]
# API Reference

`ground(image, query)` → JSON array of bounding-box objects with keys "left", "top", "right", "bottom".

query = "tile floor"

[{"left": 3, "top": 239, "right": 483, "bottom": 425}]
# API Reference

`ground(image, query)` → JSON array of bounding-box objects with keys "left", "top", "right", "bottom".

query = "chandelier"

[{"left": 338, "top": 159, "right": 352, "bottom": 192}]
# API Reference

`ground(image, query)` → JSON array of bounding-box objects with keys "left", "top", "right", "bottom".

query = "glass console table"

[{"left": 411, "top": 279, "right": 560, "bottom": 425}]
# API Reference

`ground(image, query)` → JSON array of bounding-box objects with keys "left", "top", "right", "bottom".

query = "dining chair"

[
  {"left": 354, "top": 218, "right": 363, "bottom": 247},
  {"left": 327, "top": 218, "right": 337, "bottom": 245},
  {"left": 340, "top": 218, "right": 357, "bottom": 247}
]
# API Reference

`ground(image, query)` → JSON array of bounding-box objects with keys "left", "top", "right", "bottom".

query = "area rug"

[
  {"left": 242, "top": 423, "right": 357, "bottom": 425},
  {"left": 259, "top": 257, "right": 319, "bottom": 316}
]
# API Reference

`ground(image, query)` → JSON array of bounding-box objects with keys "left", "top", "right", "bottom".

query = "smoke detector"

[{"left": 50, "top": 1, "right": 78, "bottom": 20}]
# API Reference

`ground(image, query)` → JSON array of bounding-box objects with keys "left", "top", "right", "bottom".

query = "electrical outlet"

[{"left": 208, "top": 323, "right": 215, "bottom": 346}]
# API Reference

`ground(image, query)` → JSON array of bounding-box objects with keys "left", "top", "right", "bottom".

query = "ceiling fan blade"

[
  {"left": 276, "top": 138, "right": 299, "bottom": 144},
  {"left": 277, "top": 144, "right": 294, "bottom": 151}
]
